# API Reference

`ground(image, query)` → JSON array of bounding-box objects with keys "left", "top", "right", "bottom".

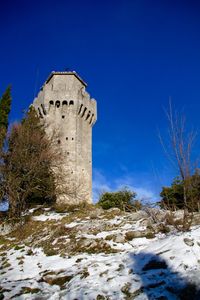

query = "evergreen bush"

[{"left": 97, "top": 188, "right": 139, "bottom": 211}]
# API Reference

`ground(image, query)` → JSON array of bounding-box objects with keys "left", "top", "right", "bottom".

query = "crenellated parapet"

[{"left": 38, "top": 98, "right": 97, "bottom": 127}]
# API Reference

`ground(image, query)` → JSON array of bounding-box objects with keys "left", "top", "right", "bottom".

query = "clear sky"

[{"left": 1, "top": 0, "right": 200, "bottom": 203}]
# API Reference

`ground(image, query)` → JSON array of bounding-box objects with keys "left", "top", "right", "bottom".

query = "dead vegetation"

[
  {"left": 1, "top": 205, "right": 200, "bottom": 259},
  {"left": 1, "top": 205, "right": 200, "bottom": 300},
  {"left": 0, "top": 210, "right": 145, "bottom": 261},
  {"left": 0, "top": 205, "right": 124, "bottom": 256}
]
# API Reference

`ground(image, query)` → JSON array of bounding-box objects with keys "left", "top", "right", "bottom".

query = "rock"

[
  {"left": 139, "top": 218, "right": 149, "bottom": 226},
  {"left": 117, "top": 264, "right": 125, "bottom": 271},
  {"left": 121, "top": 282, "right": 131, "bottom": 295},
  {"left": 142, "top": 208, "right": 167, "bottom": 223},
  {"left": 82, "top": 239, "right": 93, "bottom": 247},
  {"left": 105, "top": 233, "right": 125, "bottom": 243},
  {"left": 105, "top": 234, "right": 114, "bottom": 241},
  {"left": 125, "top": 230, "right": 146, "bottom": 241},
  {"left": 96, "top": 295, "right": 106, "bottom": 300},
  {"left": 183, "top": 238, "right": 194, "bottom": 247},
  {"left": 41, "top": 275, "right": 73, "bottom": 288},
  {"left": 89, "top": 208, "right": 103, "bottom": 219},
  {"left": 192, "top": 214, "right": 200, "bottom": 226},
  {"left": 113, "top": 233, "right": 125, "bottom": 243},
  {"left": 145, "top": 232, "right": 155, "bottom": 239},
  {"left": 107, "top": 208, "right": 121, "bottom": 213}
]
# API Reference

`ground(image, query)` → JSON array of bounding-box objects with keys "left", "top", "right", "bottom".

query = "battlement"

[{"left": 45, "top": 71, "right": 87, "bottom": 87}]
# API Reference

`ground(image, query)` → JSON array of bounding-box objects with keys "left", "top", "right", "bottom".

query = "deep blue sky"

[{"left": 1, "top": 0, "right": 200, "bottom": 202}]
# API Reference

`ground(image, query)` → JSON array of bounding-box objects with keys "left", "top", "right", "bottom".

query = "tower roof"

[{"left": 45, "top": 71, "right": 87, "bottom": 87}]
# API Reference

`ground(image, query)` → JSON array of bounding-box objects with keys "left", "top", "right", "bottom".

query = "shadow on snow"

[{"left": 130, "top": 251, "right": 200, "bottom": 300}]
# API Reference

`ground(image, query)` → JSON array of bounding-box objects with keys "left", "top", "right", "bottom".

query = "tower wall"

[{"left": 33, "top": 72, "right": 97, "bottom": 204}]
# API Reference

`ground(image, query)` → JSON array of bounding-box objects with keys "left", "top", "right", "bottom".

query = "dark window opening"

[
  {"left": 89, "top": 114, "right": 94, "bottom": 124},
  {"left": 55, "top": 100, "right": 60, "bottom": 108},
  {"left": 81, "top": 107, "right": 87, "bottom": 117},
  {"left": 62, "top": 100, "right": 68, "bottom": 106},
  {"left": 67, "top": 152, "right": 69, "bottom": 155},
  {"left": 62, "top": 115, "right": 65, "bottom": 119},
  {"left": 49, "top": 100, "right": 54, "bottom": 105},
  {"left": 69, "top": 100, "right": 74, "bottom": 105},
  {"left": 58, "top": 140, "right": 61, "bottom": 144},
  {"left": 86, "top": 111, "right": 91, "bottom": 121},
  {"left": 66, "top": 137, "right": 68, "bottom": 140},
  {"left": 38, "top": 107, "right": 43, "bottom": 118},
  {"left": 78, "top": 104, "right": 83, "bottom": 114},
  {"left": 41, "top": 104, "right": 47, "bottom": 115}
]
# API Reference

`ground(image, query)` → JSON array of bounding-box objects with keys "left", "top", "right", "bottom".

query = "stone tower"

[{"left": 32, "top": 71, "right": 97, "bottom": 204}]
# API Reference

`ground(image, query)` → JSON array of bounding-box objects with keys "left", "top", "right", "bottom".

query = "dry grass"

[{"left": 53, "top": 202, "right": 95, "bottom": 213}]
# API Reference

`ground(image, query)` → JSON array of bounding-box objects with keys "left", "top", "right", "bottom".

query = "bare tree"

[{"left": 159, "top": 100, "right": 197, "bottom": 218}]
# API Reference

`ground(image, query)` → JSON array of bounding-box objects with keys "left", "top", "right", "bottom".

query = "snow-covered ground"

[
  {"left": 32, "top": 211, "right": 69, "bottom": 222},
  {"left": 0, "top": 207, "right": 200, "bottom": 299}
]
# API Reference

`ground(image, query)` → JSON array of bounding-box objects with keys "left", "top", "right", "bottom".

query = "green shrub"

[
  {"left": 97, "top": 188, "right": 139, "bottom": 211},
  {"left": 159, "top": 171, "right": 200, "bottom": 211},
  {"left": 3, "top": 107, "right": 57, "bottom": 217}
]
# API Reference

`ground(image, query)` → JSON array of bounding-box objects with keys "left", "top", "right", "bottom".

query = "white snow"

[
  {"left": 65, "top": 221, "right": 79, "bottom": 228},
  {"left": 1, "top": 210, "right": 200, "bottom": 299},
  {"left": 32, "top": 212, "right": 68, "bottom": 221}
]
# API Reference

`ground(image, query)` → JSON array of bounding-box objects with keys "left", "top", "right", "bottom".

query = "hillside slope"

[{"left": 0, "top": 207, "right": 200, "bottom": 299}]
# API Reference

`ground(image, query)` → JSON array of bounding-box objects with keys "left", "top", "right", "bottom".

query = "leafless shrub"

[{"left": 159, "top": 100, "right": 198, "bottom": 230}]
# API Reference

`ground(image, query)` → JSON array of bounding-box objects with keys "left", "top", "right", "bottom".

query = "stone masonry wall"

[{"left": 32, "top": 72, "right": 97, "bottom": 204}]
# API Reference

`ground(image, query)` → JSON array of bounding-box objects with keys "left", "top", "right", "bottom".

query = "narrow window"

[
  {"left": 81, "top": 107, "right": 87, "bottom": 118},
  {"left": 66, "top": 137, "right": 68, "bottom": 140},
  {"left": 55, "top": 100, "right": 60, "bottom": 108},
  {"left": 49, "top": 100, "right": 54, "bottom": 105},
  {"left": 38, "top": 107, "right": 43, "bottom": 118},
  {"left": 62, "top": 100, "right": 68, "bottom": 106},
  {"left": 58, "top": 140, "right": 61, "bottom": 144},
  {"left": 41, "top": 104, "right": 47, "bottom": 115},
  {"left": 86, "top": 111, "right": 91, "bottom": 121},
  {"left": 72, "top": 138, "right": 74, "bottom": 140},
  {"left": 69, "top": 100, "right": 74, "bottom": 105},
  {"left": 89, "top": 114, "right": 94, "bottom": 125},
  {"left": 78, "top": 104, "right": 83, "bottom": 114},
  {"left": 62, "top": 115, "right": 65, "bottom": 119}
]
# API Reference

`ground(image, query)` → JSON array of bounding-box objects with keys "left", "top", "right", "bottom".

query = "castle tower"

[{"left": 32, "top": 71, "right": 97, "bottom": 204}]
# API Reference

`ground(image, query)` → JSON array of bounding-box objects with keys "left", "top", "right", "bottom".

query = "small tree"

[
  {"left": 160, "top": 177, "right": 184, "bottom": 210},
  {"left": 97, "top": 188, "right": 138, "bottom": 211},
  {"left": 0, "top": 86, "right": 12, "bottom": 151},
  {"left": 0, "top": 86, "right": 12, "bottom": 205},
  {"left": 160, "top": 170, "right": 200, "bottom": 212},
  {"left": 159, "top": 101, "right": 197, "bottom": 211},
  {"left": 3, "top": 107, "right": 57, "bottom": 217}
]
